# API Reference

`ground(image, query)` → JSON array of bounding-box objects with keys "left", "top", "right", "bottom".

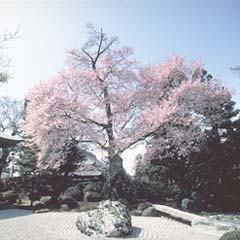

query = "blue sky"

[
  {"left": 0, "top": 0, "right": 240, "bottom": 104},
  {"left": 0, "top": 0, "right": 239, "bottom": 174}
]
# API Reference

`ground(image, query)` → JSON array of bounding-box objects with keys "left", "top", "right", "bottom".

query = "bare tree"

[{"left": 0, "top": 28, "right": 19, "bottom": 84}]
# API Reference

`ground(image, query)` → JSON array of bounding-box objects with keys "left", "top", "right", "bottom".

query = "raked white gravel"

[{"left": 0, "top": 209, "right": 222, "bottom": 240}]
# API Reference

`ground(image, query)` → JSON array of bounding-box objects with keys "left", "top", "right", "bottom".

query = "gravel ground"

[{"left": 0, "top": 209, "right": 222, "bottom": 240}]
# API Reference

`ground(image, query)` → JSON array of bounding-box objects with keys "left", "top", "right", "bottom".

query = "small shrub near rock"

[
  {"left": 219, "top": 230, "right": 240, "bottom": 240},
  {"left": 76, "top": 200, "right": 132, "bottom": 237}
]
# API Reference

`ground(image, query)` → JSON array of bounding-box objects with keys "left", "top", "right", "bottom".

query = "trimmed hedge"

[
  {"left": 0, "top": 190, "right": 18, "bottom": 203},
  {"left": 219, "top": 230, "right": 240, "bottom": 240}
]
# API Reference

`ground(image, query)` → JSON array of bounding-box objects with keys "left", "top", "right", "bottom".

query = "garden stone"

[
  {"left": 33, "top": 208, "right": 50, "bottom": 214},
  {"left": 76, "top": 200, "right": 132, "bottom": 237},
  {"left": 130, "top": 209, "right": 142, "bottom": 216},
  {"left": 137, "top": 202, "right": 153, "bottom": 212},
  {"left": 142, "top": 206, "right": 159, "bottom": 217}
]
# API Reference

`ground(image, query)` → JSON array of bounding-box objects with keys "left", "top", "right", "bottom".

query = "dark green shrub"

[{"left": 219, "top": 230, "right": 240, "bottom": 240}]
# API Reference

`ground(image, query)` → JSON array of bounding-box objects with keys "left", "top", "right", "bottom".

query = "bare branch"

[{"left": 0, "top": 27, "right": 20, "bottom": 45}]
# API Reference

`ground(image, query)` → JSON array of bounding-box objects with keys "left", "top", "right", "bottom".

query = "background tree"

[
  {"left": 24, "top": 25, "right": 232, "bottom": 199},
  {"left": 0, "top": 28, "right": 21, "bottom": 179},
  {"left": 135, "top": 94, "right": 240, "bottom": 210},
  {"left": 0, "top": 96, "right": 24, "bottom": 178},
  {"left": 15, "top": 140, "right": 39, "bottom": 176}
]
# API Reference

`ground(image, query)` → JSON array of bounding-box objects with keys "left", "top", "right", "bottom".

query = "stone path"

[{"left": 0, "top": 209, "right": 222, "bottom": 240}]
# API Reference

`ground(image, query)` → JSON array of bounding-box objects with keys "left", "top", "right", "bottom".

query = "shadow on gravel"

[
  {"left": 0, "top": 209, "right": 32, "bottom": 220},
  {"left": 124, "top": 227, "right": 142, "bottom": 238}
]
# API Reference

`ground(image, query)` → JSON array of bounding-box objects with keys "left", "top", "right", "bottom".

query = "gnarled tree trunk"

[{"left": 104, "top": 154, "right": 134, "bottom": 201}]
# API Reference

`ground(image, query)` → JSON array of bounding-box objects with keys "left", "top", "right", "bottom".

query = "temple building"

[{"left": 0, "top": 132, "right": 22, "bottom": 148}]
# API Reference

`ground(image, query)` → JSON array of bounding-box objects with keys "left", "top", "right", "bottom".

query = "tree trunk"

[{"left": 104, "top": 154, "right": 125, "bottom": 200}]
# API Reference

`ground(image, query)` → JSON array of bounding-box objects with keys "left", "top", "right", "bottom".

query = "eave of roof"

[{"left": 0, "top": 132, "right": 23, "bottom": 147}]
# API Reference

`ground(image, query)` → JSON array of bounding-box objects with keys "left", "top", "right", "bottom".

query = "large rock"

[
  {"left": 137, "top": 202, "right": 153, "bottom": 212},
  {"left": 76, "top": 200, "right": 132, "bottom": 237},
  {"left": 130, "top": 209, "right": 142, "bottom": 216},
  {"left": 142, "top": 206, "right": 159, "bottom": 217}
]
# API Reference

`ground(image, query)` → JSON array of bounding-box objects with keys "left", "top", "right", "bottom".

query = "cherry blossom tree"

[{"left": 24, "top": 25, "right": 232, "bottom": 198}]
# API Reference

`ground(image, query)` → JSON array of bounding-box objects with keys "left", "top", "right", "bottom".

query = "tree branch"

[{"left": 118, "top": 128, "right": 156, "bottom": 154}]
